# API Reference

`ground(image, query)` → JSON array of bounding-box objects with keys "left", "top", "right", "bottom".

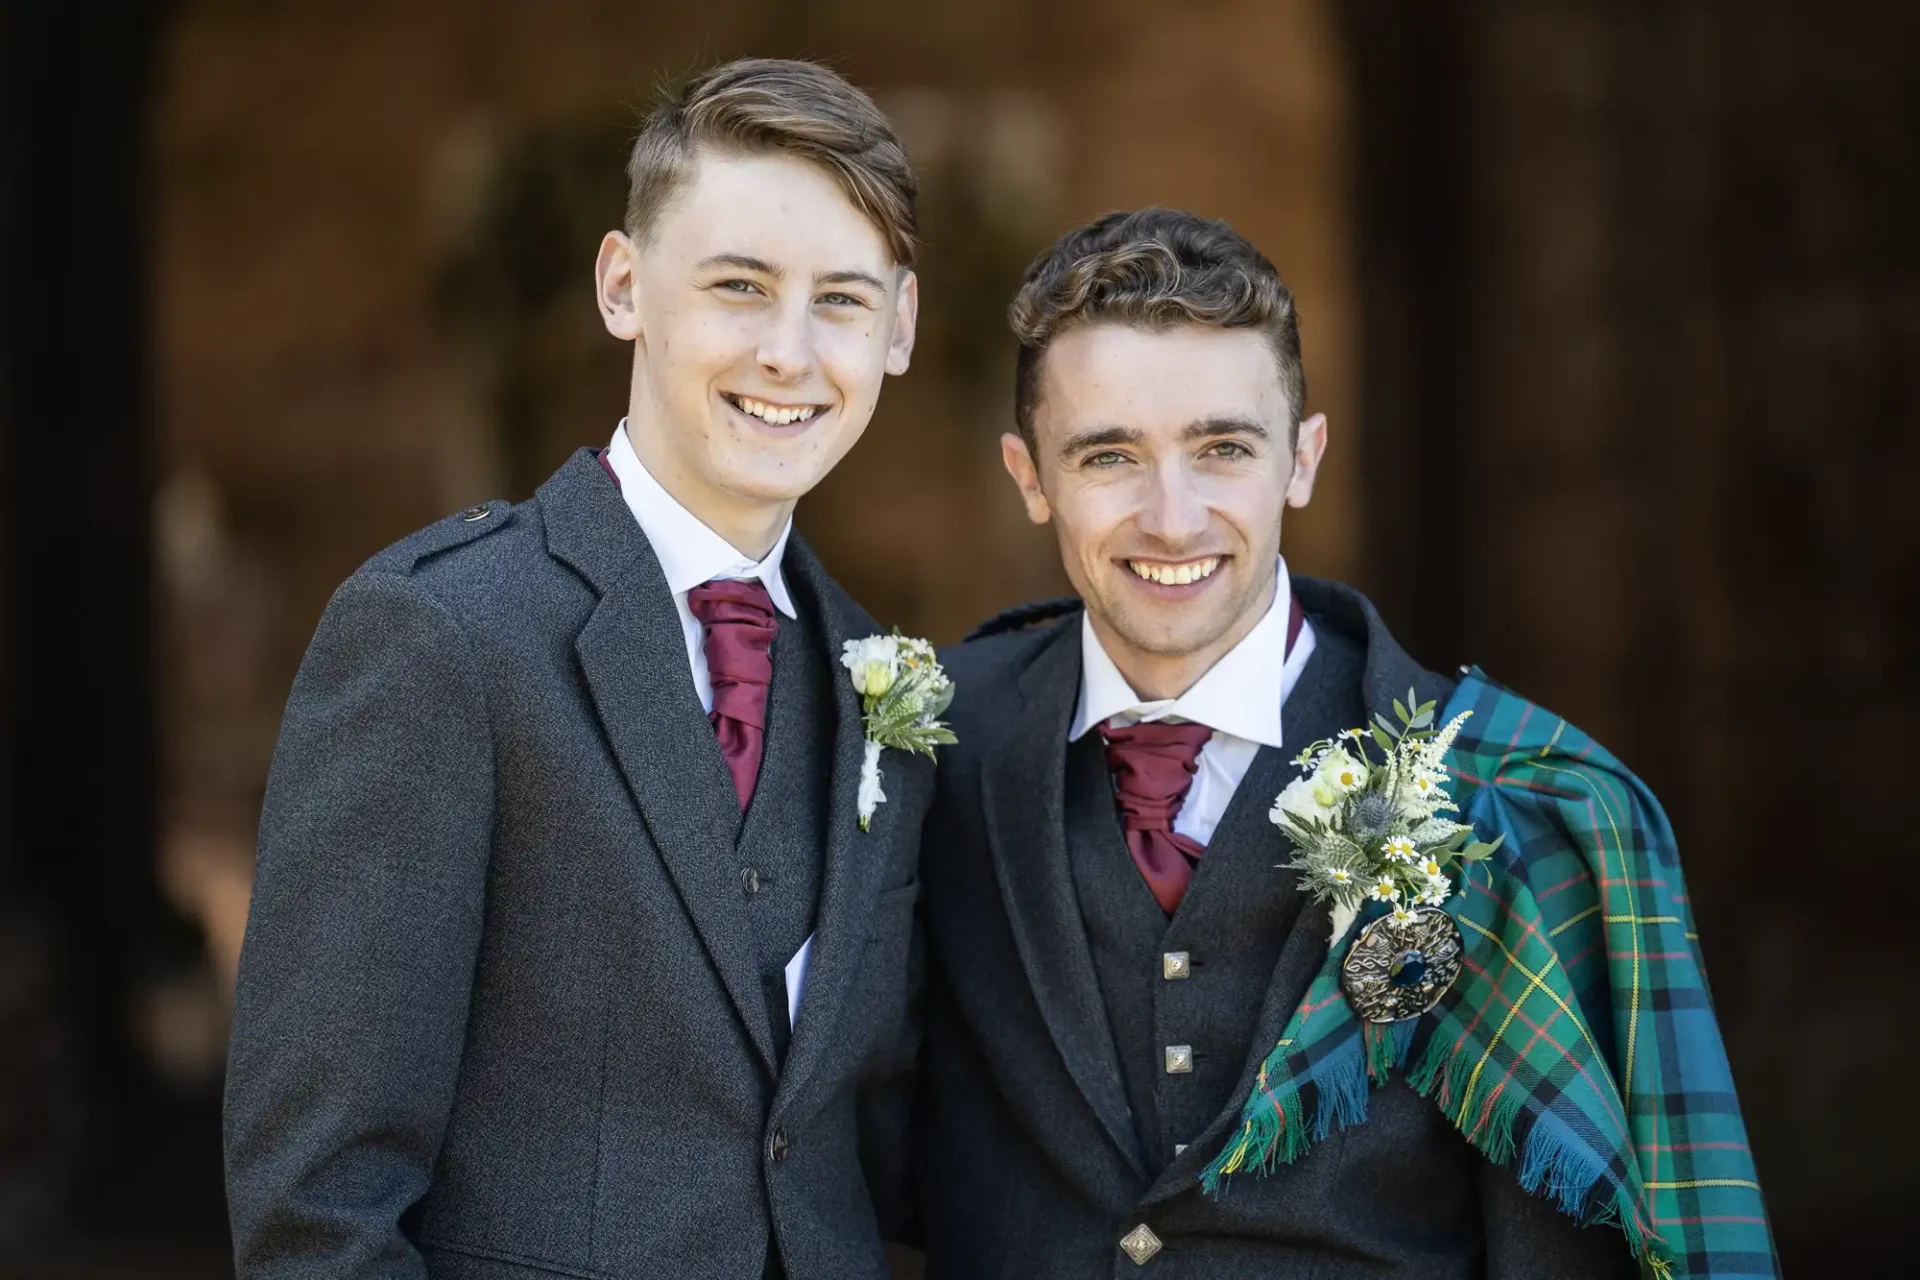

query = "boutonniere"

[
  {"left": 1270, "top": 692, "right": 1502, "bottom": 1020},
  {"left": 841, "top": 632, "right": 957, "bottom": 831}
]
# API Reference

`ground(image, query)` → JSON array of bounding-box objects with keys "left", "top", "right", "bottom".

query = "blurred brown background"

[{"left": 3, "top": 0, "right": 1915, "bottom": 1274}]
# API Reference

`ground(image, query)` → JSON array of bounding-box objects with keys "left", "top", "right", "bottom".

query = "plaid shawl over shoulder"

[{"left": 1200, "top": 670, "right": 1776, "bottom": 1280}]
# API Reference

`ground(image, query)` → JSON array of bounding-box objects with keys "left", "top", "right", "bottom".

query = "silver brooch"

[{"left": 1340, "top": 905, "right": 1464, "bottom": 1023}]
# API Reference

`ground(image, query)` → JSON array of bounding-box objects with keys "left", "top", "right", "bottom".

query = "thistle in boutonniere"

[
  {"left": 1270, "top": 690, "right": 1503, "bottom": 950},
  {"left": 841, "top": 632, "right": 957, "bottom": 831}
]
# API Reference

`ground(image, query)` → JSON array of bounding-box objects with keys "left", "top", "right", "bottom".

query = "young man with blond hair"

[
  {"left": 225, "top": 59, "right": 928, "bottom": 1279},
  {"left": 917, "top": 209, "right": 1772, "bottom": 1278}
]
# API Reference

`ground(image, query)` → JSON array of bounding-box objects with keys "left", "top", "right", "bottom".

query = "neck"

[
  {"left": 1095, "top": 573, "right": 1279, "bottom": 701},
  {"left": 622, "top": 419, "right": 791, "bottom": 561}
]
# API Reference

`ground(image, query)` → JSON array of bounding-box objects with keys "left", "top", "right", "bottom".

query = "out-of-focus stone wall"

[{"left": 152, "top": 0, "right": 1360, "bottom": 1010}]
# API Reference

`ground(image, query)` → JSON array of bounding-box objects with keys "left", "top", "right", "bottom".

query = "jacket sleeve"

[{"left": 224, "top": 570, "right": 494, "bottom": 1278}]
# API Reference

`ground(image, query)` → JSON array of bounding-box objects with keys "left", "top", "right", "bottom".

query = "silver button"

[
  {"left": 1119, "top": 1224, "right": 1162, "bottom": 1265},
  {"left": 741, "top": 867, "right": 762, "bottom": 894},
  {"left": 1173, "top": 1143, "right": 1188, "bottom": 1156},
  {"left": 1161, "top": 951, "right": 1191, "bottom": 980},
  {"left": 1164, "top": 1044, "right": 1193, "bottom": 1074},
  {"left": 459, "top": 504, "right": 491, "bottom": 522}
]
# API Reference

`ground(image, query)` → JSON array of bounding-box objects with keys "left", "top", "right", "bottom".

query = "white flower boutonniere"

[
  {"left": 841, "top": 631, "right": 957, "bottom": 831},
  {"left": 1269, "top": 690, "right": 1504, "bottom": 950}
]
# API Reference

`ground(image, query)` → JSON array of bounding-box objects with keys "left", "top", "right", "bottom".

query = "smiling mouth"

[
  {"left": 721, "top": 392, "right": 826, "bottom": 426},
  {"left": 1126, "top": 556, "right": 1223, "bottom": 586}
]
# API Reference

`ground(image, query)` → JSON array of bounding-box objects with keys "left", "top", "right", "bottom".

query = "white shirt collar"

[
  {"left": 605, "top": 421, "right": 796, "bottom": 618},
  {"left": 1070, "top": 557, "right": 1309, "bottom": 746}
]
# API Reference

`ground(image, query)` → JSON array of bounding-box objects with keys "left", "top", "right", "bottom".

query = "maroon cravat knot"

[
  {"left": 1099, "top": 719, "right": 1214, "bottom": 915},
  {"left": 687, "top": 579, "right": 777, "bottom": 810}
]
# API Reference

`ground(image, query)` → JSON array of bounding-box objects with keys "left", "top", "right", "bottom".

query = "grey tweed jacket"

[{"left": 224, "top": 449, "right": 929, "bottom": 1280}]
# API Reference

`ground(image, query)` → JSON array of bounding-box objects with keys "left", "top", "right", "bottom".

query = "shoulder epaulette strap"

[
  {"left": 964, "top": 596, "right": 1082, "bottom": 642},
  {"left": 368, "top": 499, "right": 512, "bottom": 574}
]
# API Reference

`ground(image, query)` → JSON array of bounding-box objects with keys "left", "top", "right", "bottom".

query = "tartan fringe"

[
  {"left": 1200, "top": 1029, "right": 1376, "bottom": 1194},
  {"left": 1406, "top": 1031, "right": 1669, "bottom": 1272},
  {"left": 1203, "top": 1023, "right": 1672, "bottom": 1276}
]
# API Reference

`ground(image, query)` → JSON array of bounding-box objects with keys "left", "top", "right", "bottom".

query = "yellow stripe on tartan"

[
  {"left": 1528, "top": 756, "right": 1641, "bottom": 1117},
  {"left": 1645, "top": 1179, "right": 1763, "bottom": 1191},
  {"left": 1453, "top": 917, "right": 1619, "bottom": 1137},
  {"left": 1549, "top": 903, "right": 1601, "bottom": 936},
  {"left": 1605, "top": 915, "right": 1681, "bottom": 925}
]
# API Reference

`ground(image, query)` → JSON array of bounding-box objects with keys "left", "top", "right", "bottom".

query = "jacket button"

[
  {"left": 1119, "top": 1223, "right": 1162, "bottom": 1265},
  {"left": 768, "top": 1128, "right": 790, "bottom": 1162},
  {"left": 1163, "top": 1044, "right": 1193, "bottom": 1074},
  {"left": 742, "top": 867, "right": 762, "bottom": 894},
  {"left": 1161, "top": 951, "right": 1191, "bottom": 980},
  {"left": 459, "top": 504, "right": 490, "bottom": 522}
]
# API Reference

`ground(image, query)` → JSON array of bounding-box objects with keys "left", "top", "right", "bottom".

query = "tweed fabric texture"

[
  {"left": 1203, "top": 669, "right": 1775, "bottom": 1280},
  {"left": 919, "top": 579, "right": 1637, "bottom": 1279},
  {"left": 225, "top": 450, "right": 930, "bottom": 1280}
]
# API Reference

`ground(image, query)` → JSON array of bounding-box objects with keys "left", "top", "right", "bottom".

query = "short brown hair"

[
  {"left": 1009, "top": 208, "right": 1305, "bottom": 446},
  {"left": 626, "top": 58, "right": 917, "bottom": 267}
]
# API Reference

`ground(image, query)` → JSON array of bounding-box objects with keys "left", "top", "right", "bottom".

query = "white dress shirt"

[
  {"left": 604, "top": 421, "right": 797, "bottom": 713},
  {"left": 1069, "top": 558, "right": 1318, "bottom": 846},
  {"left": 604, "top": 420, "right": 811, "bottom": 1022}
]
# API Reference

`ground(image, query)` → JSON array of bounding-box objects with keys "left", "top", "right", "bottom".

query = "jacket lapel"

[
  {"left": 542, "top": 450, "right": 778, "bottom": 1073},
  {"left": 981, "top": 623, "right": 1148, "bottom": 1180},
  {"left": 770, "top": 535, "right": 897, "bottom": 1112}
]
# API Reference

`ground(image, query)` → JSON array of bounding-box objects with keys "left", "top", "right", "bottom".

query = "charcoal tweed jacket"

[
  {"left": 225, "top": 449, "right": 928, "bottom": 1280},
  {"left": 916, "top": 577, "right": 1635, "bottom": 1279}
]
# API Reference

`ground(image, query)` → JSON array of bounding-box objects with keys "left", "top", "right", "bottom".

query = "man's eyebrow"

[
  {"left": 816, "top": 269, "right": 889, "bottom": 292},
  {"left": 696, "top": 253, "right": 782, "bottom": 277},
  {"left": 1058, "top": 425, "right": 1145, "bottom": 456},
  {"left": 1181, "top": 416, "right": 1271, "bottom": 442}
]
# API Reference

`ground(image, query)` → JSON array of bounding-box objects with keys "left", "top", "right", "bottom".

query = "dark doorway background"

[{"left": 4, "top": 1, "right": 1915, "bottom": 1274}]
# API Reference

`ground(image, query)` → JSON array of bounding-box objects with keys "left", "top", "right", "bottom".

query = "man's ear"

[
  {"left": 1000, "top": 431, "right": 1051, "bottom": 525},
  {"left": 1285, "top": 412, "right": 1329, "bottom": 509},
  {"left": 595, "top": 230, "right": 643, "bottom": 341},
  {"left": 885, "top": 269, "right": 919, "bottom": 376}
]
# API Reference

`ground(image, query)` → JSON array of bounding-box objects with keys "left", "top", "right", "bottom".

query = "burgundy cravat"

[
  {"left": 1099, "top": 595, "right": 1308, "bottom": 914},
  {"left": 1099, "top": 721, "right": 1215, "bottom": 915},
  {"left": 687, "top": 579, "right": 777, "bottom": 810}
]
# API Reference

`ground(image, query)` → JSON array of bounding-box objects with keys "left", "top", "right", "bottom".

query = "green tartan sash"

[{"left": 1200, "top": 670, "right": 1776, "bottom": 1280}]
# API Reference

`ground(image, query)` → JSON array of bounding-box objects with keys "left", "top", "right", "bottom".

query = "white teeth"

[
  {"left": 1127, "top": 557, "right": 1220, "bottom": 585},
  {"left": 731, "top": 395, "right": 819, "bottom": 425}
]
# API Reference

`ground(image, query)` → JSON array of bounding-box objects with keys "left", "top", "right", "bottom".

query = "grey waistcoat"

[
  {"left": 1066, "top": 629, "right": 1367, "bottom": 1173},
  {"left": 738, "top": 600, "right": 832, "bottom": 1064}
]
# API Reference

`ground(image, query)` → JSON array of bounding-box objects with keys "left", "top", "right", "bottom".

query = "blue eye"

[
  {"left": 717, "top": 279, "right": 762, "bottom": 295},
  {"left": 818, "top": 291, "right": 869, "bottom": 308},
  {"left": 1208, "top": 441, "right": 1253, "bottom": 458}
]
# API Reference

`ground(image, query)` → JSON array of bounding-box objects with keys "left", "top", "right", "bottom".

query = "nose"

[
  {"left": 1135, "top": 458, "right": 1211, "bottom": 547},
  {"left": 755, "top": 296, "right": 815, "bottom": 384}
]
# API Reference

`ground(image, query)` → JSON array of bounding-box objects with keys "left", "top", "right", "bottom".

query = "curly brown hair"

[
  {"left": 626, "top": 58, "right": 917, "bottom": 267},
  {"left": 1009, "top": 208, "right": 1304, "bottom": 447}
]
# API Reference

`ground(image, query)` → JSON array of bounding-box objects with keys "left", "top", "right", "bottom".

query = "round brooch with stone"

[{"left": 1339, "top": 904, "right": 1465, "bottom": 1022}]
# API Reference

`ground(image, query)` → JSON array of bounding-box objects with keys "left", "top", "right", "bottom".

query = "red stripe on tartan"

[
  {"left": 1466, "top": 1079, "right": 1508, "bottom": 1144},
  {"left": 1536, "top": 868, "right": 1595, "bottom": 902},
  {"left": 1455, "top": 951, "right": 1631, "bottom": 1137},
  {"left": 1562, "top": 941, "right": 1602, "bottom": 972},
  {"left": 1491, "top": 773, "right": 1583, "bottom": 800},
  {"left": 1504, "top": 702, "right": 1537, "bottom": 748}
]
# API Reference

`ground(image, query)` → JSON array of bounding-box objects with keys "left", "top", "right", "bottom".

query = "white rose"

[
  {"left": 841, "top": 635, "right": 900, "bottom": 697},
  {"left": 1272, "top": 775, "right": 1336, "bottom": 829}
]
